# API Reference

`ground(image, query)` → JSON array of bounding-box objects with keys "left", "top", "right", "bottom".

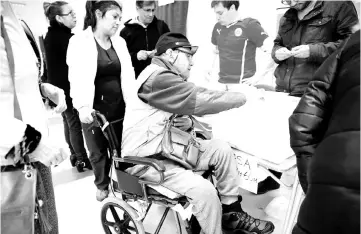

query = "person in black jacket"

[
  {"left": 120, "top": 1, "right": 170, "bottom": 78},
  {"left": 289, "top": 28, "right": 360, "bottom": 233},
  {"left": 272, "top": 0, "right": 358, "bottom": 96},
  {"left": 43, "top": 1, "right": 91, "bottom": 172}
]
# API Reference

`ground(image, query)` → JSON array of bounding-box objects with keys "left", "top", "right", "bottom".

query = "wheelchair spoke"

[
  {"left": 109, "top": 205, "right": 122, "bottom": 224},
  {"left": 104, "top": 220, "right": 116, "bottom": 227},
  {"left": 120, "top": 214, "right": 131, "bottom": 228}
]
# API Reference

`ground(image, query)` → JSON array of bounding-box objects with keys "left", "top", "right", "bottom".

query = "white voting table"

[{"left": 197, "top": 89, "right": 304, "bottom": 234}]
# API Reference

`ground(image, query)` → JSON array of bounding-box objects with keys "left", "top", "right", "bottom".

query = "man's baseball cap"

[{"left": 155, "top": 32, "right": 198, "bottom": 56}]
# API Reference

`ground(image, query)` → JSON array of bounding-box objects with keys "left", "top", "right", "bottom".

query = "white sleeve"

[
  {"left": 66, "top": 34, "right": 95, "bottom": 111},
  {"left": 259, "top": 37, "right": 274, "bottom": 53},
  {"left": 118, "top": 37, "right": 136, "bottom": 104},
  {"left": 0, "top": 118, "right": 27, "bottom": 157}
]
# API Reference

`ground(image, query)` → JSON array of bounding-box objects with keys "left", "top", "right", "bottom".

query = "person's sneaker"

[
  {"left": 96, "top": 189, "right": 109, "bottom": 202},
  {"left": 222, "top": 211, "right": 275, "bottom": 234}
]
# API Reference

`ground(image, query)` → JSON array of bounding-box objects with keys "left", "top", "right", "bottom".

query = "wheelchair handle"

[
  {"left": 91, "top": 111, "right": 108, "bottom": 128},
  {"left": 91, "top": 111, "right": 119, "bottom": 153}
]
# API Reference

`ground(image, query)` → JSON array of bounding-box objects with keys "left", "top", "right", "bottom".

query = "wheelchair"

[{"left": 92, "top": 112, "right": 214, "bottom": 234}]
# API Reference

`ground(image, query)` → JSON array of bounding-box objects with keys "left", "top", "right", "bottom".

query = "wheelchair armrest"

[
  {"left": 113, "top": 156, "right": 165, "bottom": 185},
  {"left": 122, "top": 156, "right": 165, "bottom": 172}
]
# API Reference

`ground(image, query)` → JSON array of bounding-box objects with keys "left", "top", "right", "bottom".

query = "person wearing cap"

[{"left": 121, "top": 32, "right": 275, "bottom": 234}]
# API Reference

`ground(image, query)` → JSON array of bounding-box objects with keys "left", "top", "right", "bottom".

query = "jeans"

[
  {"left": 61, "top": 104, "right": 87, "bottom": 160},
  {"left": 126, "top": 139, "right": 242, "bottom": 234}
]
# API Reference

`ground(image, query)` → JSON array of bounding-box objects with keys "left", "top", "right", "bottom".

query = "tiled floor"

[{"left": 48, "top": 114, "right": 295, "bottom": 234}]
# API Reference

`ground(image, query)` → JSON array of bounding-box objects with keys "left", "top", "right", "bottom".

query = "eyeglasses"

[
  {"left": 176, "top": 47, "right": 193, "bottom": 56},
  {"left": 176, "top": 49, "right": 193, "bottom": 61},
  {"left": 58, "top": 10, "right": 75, "bottom": 17}
]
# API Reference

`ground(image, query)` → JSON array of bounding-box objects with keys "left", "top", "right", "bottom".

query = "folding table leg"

[
  {"left": 284, "top": 183, "right": 303, "bottom": 234},
  {"left": 282, "top": 174, "right": 304, "bottom": 234}
]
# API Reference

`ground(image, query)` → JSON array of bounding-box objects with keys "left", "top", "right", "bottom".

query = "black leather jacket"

[{"left": 272, "top": 1, "right": 358, "bottom": 96}]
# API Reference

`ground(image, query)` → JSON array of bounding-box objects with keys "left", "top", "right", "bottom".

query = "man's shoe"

[
  {"left": 257, "top": 176, "right": 280, "bottom": 195},
  {"left": 222, "top": 210, "right": 275, "bottom": 234},
  {"left": 96, "top": 189, "right": 109, "bottom": 202},
  {"left": 75, "top": 158, "right": 93, "bottom": 173}
]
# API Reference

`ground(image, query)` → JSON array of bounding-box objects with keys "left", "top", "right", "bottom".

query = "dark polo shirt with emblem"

[{"left": 212, "top": 18, "right": 268, "bottom": 84}]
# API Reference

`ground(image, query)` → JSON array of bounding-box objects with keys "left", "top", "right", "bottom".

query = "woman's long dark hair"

[
  {"left": 43, "top": 1, "right": 68, "bottom": 27},
  {"left": 83, "top": 0, "right": 122, "bottom": 30}
]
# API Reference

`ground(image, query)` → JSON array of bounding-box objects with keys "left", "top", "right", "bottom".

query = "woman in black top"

[
  {"left": 43, "top": 1, "right": 91, "bottom": 172},
  {"left": 67, "top": 0, "right": 135, "bottom": 202}
]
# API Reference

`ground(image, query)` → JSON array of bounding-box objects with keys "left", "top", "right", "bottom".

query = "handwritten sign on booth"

[{"left": 234, "top": 152, "right": 259, "bottom": 194}]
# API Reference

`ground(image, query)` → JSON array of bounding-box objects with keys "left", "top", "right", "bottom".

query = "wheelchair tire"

[{"left": 101, "top": 197, "right": 145, "bottom": 234}]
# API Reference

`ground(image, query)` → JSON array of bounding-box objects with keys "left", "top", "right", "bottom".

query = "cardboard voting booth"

[{"left": 204, "top": 90, "right": 300, "bottom": 193}]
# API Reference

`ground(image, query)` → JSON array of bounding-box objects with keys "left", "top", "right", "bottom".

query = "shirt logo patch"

[
  {"left": 234, "top": 28, "right": 243, "bottom": 37},
  {"left": 217, "top": 28, "right": 221, "bottom": 34}
]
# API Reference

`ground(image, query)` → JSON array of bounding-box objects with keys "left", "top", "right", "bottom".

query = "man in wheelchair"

[{"left": 121, "top": 32, "right": 275, "bottom": 234}]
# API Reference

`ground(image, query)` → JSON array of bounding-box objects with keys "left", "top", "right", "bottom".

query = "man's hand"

[
  {"left": 213, "top": 46, "right": 219, "bottom": 54},
  {"left": 137, "top": 50, "right": 149, "bottom": 61},
  {"left": 78, "top": 106, "right": 94, "bottom": 124},
  {"left": 29, "top": 139, "right": 68, "bottom": 167},
  {"left": 40, "top": 83, "right": 67, "bottom": 113},
  {"left": 147, "top": 50, "right": 156, "bottom": 58},
  {"left": 291, "top": 45, "right": 310, "bottom": 58},
  {"left": 173, "top": 116, "right": 193, "bottom": 131},
  {"left": 242, "top": 75, "right": 262, "bottom": 86},
  {"left": 275, "top": 47, "right": 292, "bottom": 61}
]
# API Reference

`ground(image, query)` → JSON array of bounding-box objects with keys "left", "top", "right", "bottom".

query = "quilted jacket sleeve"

[{"left": 289, "top": 43, "right": 343, "bottom": 192}]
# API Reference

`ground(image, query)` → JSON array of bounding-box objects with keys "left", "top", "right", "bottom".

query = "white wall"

[{"left": 11, "top": 0, "right": 358, "bottom": 87}]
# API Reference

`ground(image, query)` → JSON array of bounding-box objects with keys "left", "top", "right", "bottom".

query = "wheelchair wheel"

[{"left": 101, "top": 197, "right": 145, "bottom": 234}]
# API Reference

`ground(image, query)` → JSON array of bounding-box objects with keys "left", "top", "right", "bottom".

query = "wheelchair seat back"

[{"left": 114, "top": 167, "right": 144, "bottom": 197}]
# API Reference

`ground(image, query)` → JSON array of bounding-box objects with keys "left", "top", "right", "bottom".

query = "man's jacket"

[
  {"left": 121, "top": 57, "right": 246, "bottom": 158},
  {"left": 289, "top": 30, "right": 360, "bottom": 234},
  {"left": 120, "top": 17, "right": 170, "bottom": 78},
  {"left": 272, "top": 1, "right": 358, "bottom": 96}
]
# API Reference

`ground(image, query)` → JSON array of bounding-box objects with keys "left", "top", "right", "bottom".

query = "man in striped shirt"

[{"left": 210, "top": 1, "right": 273, "bottom": 90}]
